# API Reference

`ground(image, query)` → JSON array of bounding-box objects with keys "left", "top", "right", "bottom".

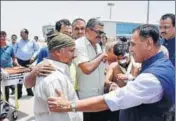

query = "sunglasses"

[{"left": 90, "top": 28, "right": 105, "bottom": 37}]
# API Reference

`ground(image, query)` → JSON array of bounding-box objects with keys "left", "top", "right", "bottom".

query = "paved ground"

[
  {"left": 5, "top": 42, "right": 47, "bottom": 121},
  {"left": 8, "top": 87, "right": 35, "bottom": 121}
]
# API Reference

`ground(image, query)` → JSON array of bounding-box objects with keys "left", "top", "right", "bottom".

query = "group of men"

[
  {"left": 0, "top": 13, "right": 175, "bottom": 121},
  {"left": 0, "top": 28, "right": 40, "bottom": 102}
]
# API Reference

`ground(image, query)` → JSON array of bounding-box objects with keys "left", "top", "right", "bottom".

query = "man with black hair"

[
  {"left": 37, "top": 19, "right": 72, "bottom": 64},
  {"left": 159, "top": 13, "right": 175, "bottom": 67},
  {"left": 0, "top": 31, "right": 19, "bottom": 101},
  {"left": 10, "top": 34, "right": 17, "bottom": 48},
  {"left": 14, "top": 28, "right": 39, "bottom": 98},
  {"left": 8, "top": 34, "right": 18, "bottom": 95},
  {"left": 55, "top": 19, "right": 72, "bottom": 36},
  {"left": 34, "top": 36, "right": 39, "bottom": 42},
  {"left": 104, "top": 37, "right": 140, "bottom": 90},
  {"left": 159, "top": 13, "right": 175, "bottom": 121}
]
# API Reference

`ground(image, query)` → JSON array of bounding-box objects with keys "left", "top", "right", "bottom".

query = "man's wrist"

[
  {"left": 31, "top": 68, "right": 39, "bottom": 77},
  {"left": 69, "top": 101, "right": 77, "bottom": 112}
]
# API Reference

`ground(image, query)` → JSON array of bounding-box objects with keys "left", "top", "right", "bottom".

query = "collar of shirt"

[
  {"left": 141, "top": 52, "right": 164, "bottom": 73},
  {"left": 21, "top": 39, "right": 29, "bottom": 41},
  {"left": 44, "top": 58, "right": 70, "bottom": 75},
  {"left": 0, "top": 45, "right": 9, "bottom": 49},
  {"left": 84, "top": 36, "right": 102, "bottom": 54},
  {"left": 84, "top": 36, "right": 92, "bottom": 46}
]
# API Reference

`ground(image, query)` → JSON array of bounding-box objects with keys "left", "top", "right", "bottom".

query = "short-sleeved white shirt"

[
  {"left": 73, "top": 36, "right": 105, "bottom": 99},
  {"left": 33, "top": 59, "right": 83, "bottom": 121}
]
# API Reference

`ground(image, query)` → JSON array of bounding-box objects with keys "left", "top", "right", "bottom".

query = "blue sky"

[{"left": 1, "top": 1, "right": 175, "bottom": 40}]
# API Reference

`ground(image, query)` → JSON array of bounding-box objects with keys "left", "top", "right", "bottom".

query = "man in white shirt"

[
  {"left": 33, "top": 33, "right": 83, "bottom": 121},
  {"left": 73, "top": 18, "right": 108, "bottom": 121}
]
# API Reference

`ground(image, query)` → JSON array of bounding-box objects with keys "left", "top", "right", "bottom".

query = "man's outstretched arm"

[{"left": 25, "top": 63, "right": 55, "bottom": 88}]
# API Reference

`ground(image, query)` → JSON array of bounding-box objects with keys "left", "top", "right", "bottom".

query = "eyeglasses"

[{"left": 90, "top": 28, "right": 105, "bottom": 37}]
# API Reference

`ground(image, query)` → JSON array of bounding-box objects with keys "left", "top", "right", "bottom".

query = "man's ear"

[
  {"left": 51, "top": 49, "right": 60, "bottom": 57},
  {"left": 146, "top": 37, "right": 153, "bottom": 50},
  {"left": 55, "top": 49, "right": 61, "bottom": 56}
]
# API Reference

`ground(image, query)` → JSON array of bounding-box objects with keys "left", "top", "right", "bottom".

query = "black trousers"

[
  {"left": 83, "top": 110, "right": 119, "bottom": 121},
  {"left": 9, "top": 85, "right": 15, "bottom": 92},
  {"left": 4, "top": 86, "right": 10, "bottom": 102},
  {"left": 4, "top": 85, "right": 15, "bottom": 102},
  {"left": 17, "top": 58, "right": 33, "bottom": 98},
  {"left": 105, "top": 110, "right": 119, "bottom": 121}
]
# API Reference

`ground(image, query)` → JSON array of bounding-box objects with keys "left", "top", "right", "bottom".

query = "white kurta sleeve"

[
  {"left": 104, "top": 73, "right": 163, "bottom": 111},
  {"left": 73, "top": 46, "right": 90, "bottom": 66}
]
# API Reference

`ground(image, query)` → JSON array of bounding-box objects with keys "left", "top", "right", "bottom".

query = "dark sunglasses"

[{"left": 90, "top": 28, "right": 105, "bottom": 37}]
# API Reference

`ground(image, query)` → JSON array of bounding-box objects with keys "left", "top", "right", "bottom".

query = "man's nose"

[
  {"left": 129, "top": 46, "right": 133, "bottom": 53},
  {"left": 78, "top": 29, "right": 83, "bottom": 33},
  {"left": 160, "top": 27, "right": 166, "bottom": 32}
]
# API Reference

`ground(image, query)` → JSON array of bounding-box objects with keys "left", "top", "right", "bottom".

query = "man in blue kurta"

[{"left": 46, "top": 24, "right": 175, "bottom": 121}]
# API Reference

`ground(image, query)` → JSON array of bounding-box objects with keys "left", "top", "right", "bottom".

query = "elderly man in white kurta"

[{"left": 33, "top": 33, "right": 83, "bottom": 121}]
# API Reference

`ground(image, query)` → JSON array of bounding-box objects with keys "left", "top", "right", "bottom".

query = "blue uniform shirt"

[
  {"left": 162, "top": 37, "right": 175, "bottom": 67},
  {"left": 0, "top": 45, "right": 15, "bottom": 68},
  {"left": 37, "top": 47, "right": 49, "bottom": 64},
  {"left": 14, "top": 39, "right": 39, "bottom": 61}
]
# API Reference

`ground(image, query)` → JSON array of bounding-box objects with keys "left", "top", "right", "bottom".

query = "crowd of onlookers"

[{"left": 0, "top": 13, "right": 175, "bottom": 121}]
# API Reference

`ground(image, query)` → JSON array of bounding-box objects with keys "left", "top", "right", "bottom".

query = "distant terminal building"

[
  {"left": 42, "top": 20, "right": 159, "bottom": 40},
  {"left": 100, "top": 19, "right": 159, "bottom": 38}
]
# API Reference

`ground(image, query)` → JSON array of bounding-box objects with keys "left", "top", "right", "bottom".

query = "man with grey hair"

[
  {"left": 73, "top": 18, "right": 108, "bottom": 121},
  {"left": 47, "top": 24, "right": 175, "bottom": 121},
  {"left": 33, "top": 33, "right": 83, "bottom": 121},
  {"left": 72, "top": 18, "right": 86, "bottom": 39}
]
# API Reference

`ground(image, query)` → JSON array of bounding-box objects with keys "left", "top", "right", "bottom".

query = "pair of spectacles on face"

[{"left": 89, "top": 28, "right": 105, "bottom": 37}]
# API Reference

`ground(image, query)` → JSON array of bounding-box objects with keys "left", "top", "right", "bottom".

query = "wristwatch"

[{"left": 70, "top": 101, "right": 77, "bottom": 112}]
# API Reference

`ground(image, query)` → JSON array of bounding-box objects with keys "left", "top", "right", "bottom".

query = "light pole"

[
  {"left": 146, "top": 0, "right": 150, "bottom": 24},
  {"left": 107, "top": 3, "right": 114, "bottom": 19}
]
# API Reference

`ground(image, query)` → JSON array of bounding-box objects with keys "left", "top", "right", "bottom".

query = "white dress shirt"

[
  {"left": 34, "top": 59, "right": 83, "bottom": 121},
  {"left": 104, "top": 73, "right": 163, "bottom": 111}
]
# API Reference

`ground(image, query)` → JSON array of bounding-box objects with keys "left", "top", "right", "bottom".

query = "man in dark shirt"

[{"left": 160, "top": 13, "right": 175, "bottom": 67}]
